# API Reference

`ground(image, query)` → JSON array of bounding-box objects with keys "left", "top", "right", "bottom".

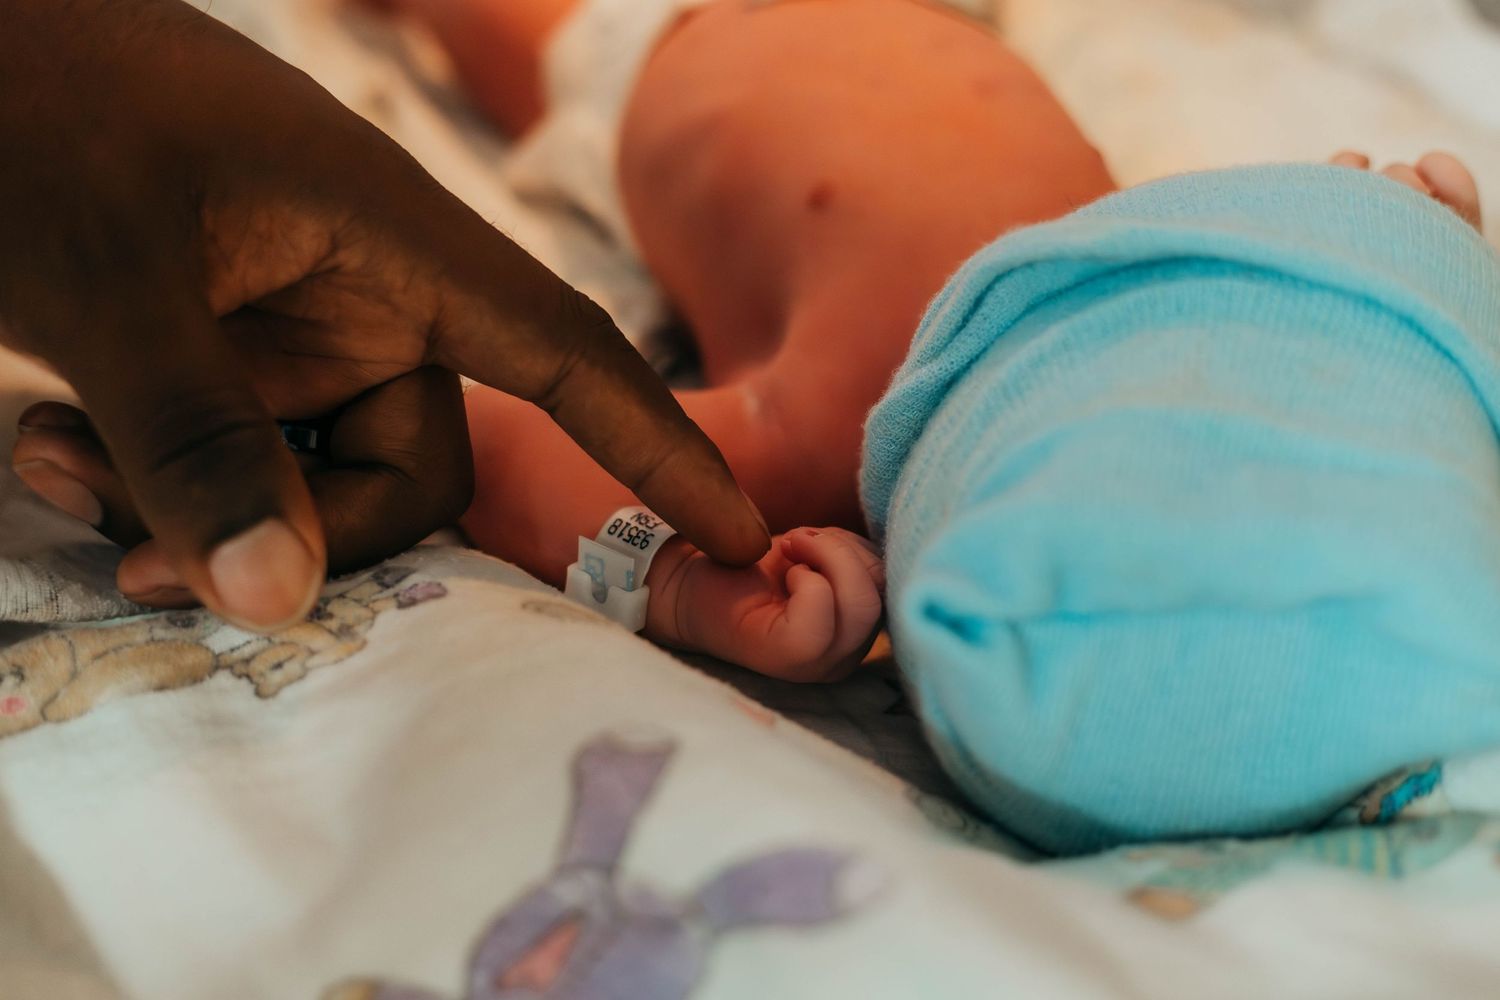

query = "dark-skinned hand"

[{"left": 0, "top": 0, "right": 768, "bottom": 631}]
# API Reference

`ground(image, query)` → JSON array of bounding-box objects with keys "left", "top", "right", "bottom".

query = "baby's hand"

[{"left": 646, "top": 528, "right": 885, "bottom": 682}]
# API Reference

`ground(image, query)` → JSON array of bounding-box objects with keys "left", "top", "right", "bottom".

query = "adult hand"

[{"left": 0, "top": 0, "right": 768, "bottom": 630}]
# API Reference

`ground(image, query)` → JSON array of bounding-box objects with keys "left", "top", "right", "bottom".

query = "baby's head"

[{"left": 861, "top": 161, "right": 1500, "bottom": 854}]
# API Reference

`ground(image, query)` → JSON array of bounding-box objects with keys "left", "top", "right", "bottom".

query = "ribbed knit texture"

[{"left": 860, "top": 164, "right": 1500, "bottom": 855}]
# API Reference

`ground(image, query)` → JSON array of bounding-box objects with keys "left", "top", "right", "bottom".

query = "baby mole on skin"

[{"left": 806, "top": 180, "right": 837, "bottom": 212}]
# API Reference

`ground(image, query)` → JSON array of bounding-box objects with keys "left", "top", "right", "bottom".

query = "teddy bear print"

[{"left": 0, "top": 565, "right": 446, "bottom": 739}]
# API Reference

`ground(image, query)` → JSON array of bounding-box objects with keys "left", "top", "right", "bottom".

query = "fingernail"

[
  {"left": 208, "top": 519, "right": 322, "bottom": 631},
  {"left": 18, "top": 403, "right": 87, "bottom": 430},
  {"left": 13, "top": 460, "right": 104, "bottom": 526}
]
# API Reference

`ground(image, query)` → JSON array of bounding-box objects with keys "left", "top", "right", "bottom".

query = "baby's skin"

[
  {"left": 415, "top": 0, "right": 1484, "bottom": 678},
  {"left": 384, "top": 0, "right": 1116, "bottom": 678},
  {"left": 9, "top": 0, "right": 1486, "bottom": 682},
  {"left": 1330, "top": 150, "right": 1481, "bottom": 226}
]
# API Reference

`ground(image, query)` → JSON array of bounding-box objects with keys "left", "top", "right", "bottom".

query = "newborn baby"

[
  {"left": 20, "top": 0, "right": 1095, "bottom": 681},
  {"left": 13, "top": 0, "right": 1500, "bottom": 857},
  {"left": 863, "top": 155, "right": 1500, "bottom": 854},
  {"left": 361, "top": 0, "right": 1115, "bottom": 679}
]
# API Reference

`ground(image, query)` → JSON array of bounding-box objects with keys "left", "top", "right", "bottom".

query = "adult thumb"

[{"left": 54, "top": 295, "right": 326, "bottom": 631}]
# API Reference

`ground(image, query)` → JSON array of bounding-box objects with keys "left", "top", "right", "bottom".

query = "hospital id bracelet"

[{"left": 564, "top": 506, "right": 678, "bottom": 632}]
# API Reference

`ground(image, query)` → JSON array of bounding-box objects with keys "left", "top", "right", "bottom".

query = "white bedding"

[
  {"left": 1005, "top": 0, "right": 1500, "bottom": 242},
  {"left": 4, "top": 545, "right": 1500, "bottom": 1000}
]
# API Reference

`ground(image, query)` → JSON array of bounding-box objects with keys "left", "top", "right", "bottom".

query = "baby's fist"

[{"left": 647, "top": 527, "right": 885, "bottom": 682}]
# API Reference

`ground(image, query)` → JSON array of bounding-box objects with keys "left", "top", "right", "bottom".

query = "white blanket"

[
  {"left": 1005, "top": 0, "right": 1500, "bottom": 242},
  {"left": 6, "top": 544, "right": 1500, "bottom": 1000}
]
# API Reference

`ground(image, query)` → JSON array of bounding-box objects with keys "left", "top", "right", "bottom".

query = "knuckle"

[
  {"left": 534, "top": 289, "right": 627, "bottom": 410},
  {"left": 144, "top": 419, "right": 270, "bottom": 480},
  {"left": 128, "top": 388, "right": 274, "bottom": 484},
  {"left": 533, "top": 345, "right": 585, "bottom": 415},
  {"left": 396, "top": 426, "right": 476, "bottom": 530},
  {"left": 554, "top": 284, "right": 616, "bottom": 336},
  {"left": 331, "top": 457, "right": 473, "bottom": 567}
]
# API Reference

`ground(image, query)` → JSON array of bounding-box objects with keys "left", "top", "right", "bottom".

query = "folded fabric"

[
  {"left": 861, "top": 164, "right": 1500, "bottom": 854},
  {"left": 0, "top": 545, "right": 143, "bottom": 624}
]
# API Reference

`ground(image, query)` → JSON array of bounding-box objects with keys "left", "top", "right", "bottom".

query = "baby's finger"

[
  {"left": 1380, "top": 163, "right": 1432, "bottom": 196},
  {"left": 784, "top": 529, "right": 884, "bottom": 650},
  {"left": 780, "top": 562, "right": 836, "bottom": 652},
  {"left": 786, "top": 530, "right": 884, "bottom": 608},
  {"left": 1330, "top": 150, "right": 1370, "bottom": 170},
  {"left": 815, "top": 528, "right": 886, "bottom": 595},
  {"left": 1416, "top": 151, "right": 1482, "bottom": 230},
  {"left": 830, "top": 528, "right": 881, "bottom": 558}
]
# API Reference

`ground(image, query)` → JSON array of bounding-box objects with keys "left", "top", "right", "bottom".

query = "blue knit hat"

[{"left": 861, "top": 165, "right": 1500, "bottom": 854}]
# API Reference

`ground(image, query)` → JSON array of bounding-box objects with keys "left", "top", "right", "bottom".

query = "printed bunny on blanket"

[
  {"left": 326, "top": 733, "right": 883, "bottom": 1000},
  {"left": 0, "top": 564, "right": 446, "bottom": 738}
]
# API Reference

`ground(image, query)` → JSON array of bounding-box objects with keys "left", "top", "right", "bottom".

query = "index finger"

[{"left": 431, "top": 239, "right": 770, "bottom": 566}]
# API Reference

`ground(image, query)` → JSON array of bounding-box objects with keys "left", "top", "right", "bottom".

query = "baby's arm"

[
  {"left": 465, "top": 387, "right": 881, "bottom": 680},
  {"left": 644, "top": 527, "right": 885, "bottom": 682},
  {"left": 12, "top": 357, "right": 884, "bottom": 679}
]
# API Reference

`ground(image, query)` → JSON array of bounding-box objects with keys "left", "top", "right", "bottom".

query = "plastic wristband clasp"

[{"left": 564, "top": 506, "right": 677, "bottom": 632}]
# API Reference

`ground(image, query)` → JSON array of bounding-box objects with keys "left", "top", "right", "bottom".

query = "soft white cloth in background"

[
  {"left": 1004, "top": 0, "right": 1500, "bottom": 243},
  {"left": 1312, "top": 0, "right": 1500, "bottom": 132},
  {"left": 0, "top": 548, "right": 143, "bottom": 624},
  {"left": 505, "top": 0, "right": 716, "bottom": 262}
]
